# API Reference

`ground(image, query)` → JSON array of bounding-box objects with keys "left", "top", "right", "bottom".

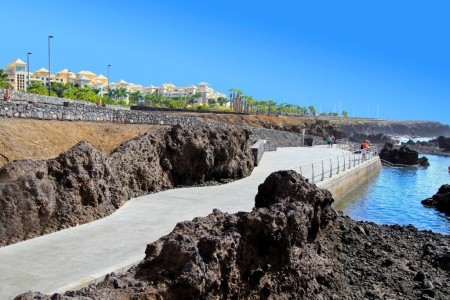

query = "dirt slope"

[{"left": 0, "top": 118, "right": 166, "bottom": 167}]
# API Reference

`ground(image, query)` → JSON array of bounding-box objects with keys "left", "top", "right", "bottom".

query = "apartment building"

[{"left": 4, "top": 58, "right": 226, "bottom": 103}]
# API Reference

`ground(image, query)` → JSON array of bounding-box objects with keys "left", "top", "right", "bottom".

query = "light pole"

[
  {"left": 27, "top": 52, "right": 32, "bottom": 91},
  {"left": 48, "top": 35, "right": 53, "bottom": 96},
  {"left": 107, "top": 64, "right": 111, "bottom": 98}
]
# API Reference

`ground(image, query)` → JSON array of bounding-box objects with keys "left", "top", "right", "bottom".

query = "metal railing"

[
  {"left": 295, "top": 146, "right": 378, "bottom": 184},
  {"left": 312, "top": 139, "right": 358, "bottom": 152}
]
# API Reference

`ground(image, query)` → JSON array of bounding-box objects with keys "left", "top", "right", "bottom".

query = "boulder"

[
  {"left": 0, "top": 141, "right": 124, "bottom": 246},
  {"left": 0, "top": 125, "right": 254, "bottom": 246},
  {"left": 379, "top": 143, "right": 429, "bottom": 166},
  {"left": 437, "top": 136, "right": 450, "bottom": 151},
  {"left": 131, "top": 170, "right": 338, "bottom": 299},
  {"left": 19, "top": 171, "right": 450, "bottom": 299},
  {"left": 421, "top": 184, "right": 450, "bottom": 214}
]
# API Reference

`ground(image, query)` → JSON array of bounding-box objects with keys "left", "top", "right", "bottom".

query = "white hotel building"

[{"left": 4, "top": 58, "right": 226, "bottom": 104}]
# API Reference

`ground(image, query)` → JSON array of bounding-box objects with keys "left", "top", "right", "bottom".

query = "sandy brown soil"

[
  {"left": 0, "top": 118, "right": 167, "bottom": 167},
  {"left": 0, "top": 114, "right": 312, "bottom": 168}
]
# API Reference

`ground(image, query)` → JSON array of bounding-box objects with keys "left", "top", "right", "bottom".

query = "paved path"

[{"left": 0, "top": 146, "right": 351, "bottom": 299}]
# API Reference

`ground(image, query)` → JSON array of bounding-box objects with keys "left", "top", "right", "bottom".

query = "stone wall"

[
  {"left": 0, "top": 90, "right": 323, "bottom": 149},
  {"left": 0, "top": 89, "right": 125, "bottom": 110}
]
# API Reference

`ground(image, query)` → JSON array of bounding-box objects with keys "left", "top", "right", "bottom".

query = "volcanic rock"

[
  {"left": 437, "top": 136, "right": 450, "bottom": 151},
  {"left": 0, "top": 125, "right": 254, "bottom": 246},
  {"left": 17, "top": 171, "right": 450, "bottom": 299},
  {"left": 379, "top": 142, "right": 429, "bottom": 166},
  {"left": 422, "top": 184, "right": 450, "bottom": 214},
  {"left": 349, "top": 132, "right": 395, "bottom": 145},
  {"left": 0, "top": 141, "right": 123, "bottom": 246}
]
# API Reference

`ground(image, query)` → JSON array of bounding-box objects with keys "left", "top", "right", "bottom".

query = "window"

[{"left": 16, "top": 66, "right": 25, "bottom": 72}]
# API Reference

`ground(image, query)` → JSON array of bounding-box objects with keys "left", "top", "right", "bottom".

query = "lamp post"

[
  {"left": 107, "top": 64, "right": 111, "bottom": 98},
  {"left": 48, "top": 35, "right": 53, "bottom": 96},
  {"left": 27, "top": 52, "right": 32, "bottom": 91}
]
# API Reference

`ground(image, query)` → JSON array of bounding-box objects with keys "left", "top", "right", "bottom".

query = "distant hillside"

[{"left": 333, "top": 119, "right": 450, "bottom": 137}]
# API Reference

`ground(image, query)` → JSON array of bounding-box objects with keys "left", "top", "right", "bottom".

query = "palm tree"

[
  {"left": 129, "top": 91, "right": 143, "bottom": 105},
  {"left": 267, "top": 100, "right": 277, "bottom": 115},
  {"left": 108, "top": 89, "right": 116, "bottom": 100},
  {"left": 228, "top": 88, "right": 244, "bottom": 112},
  {"left": 115, "top": 87, "right": 128, "bottom": 101},
  {"left": 0, "top": 69, "right": 11, "bottom": 89},
  {"left": 216, "top": 97, "right": 227, "bottom": 107},
  {"left": 308, "top": 105, "right": 317, "bottom": 116}
]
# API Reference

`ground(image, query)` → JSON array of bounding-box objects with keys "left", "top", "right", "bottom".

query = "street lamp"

[
  {"left": 27, "top": 52, "right": 32, "bottom": 91},
  {"left": 107, "top": 64, "right": 111, "bottom": 98},
  {"left": 48, "top": 35, "right": 53, "bottom": 96}
]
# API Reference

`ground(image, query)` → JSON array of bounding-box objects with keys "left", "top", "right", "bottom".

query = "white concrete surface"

[{"left": 0, "top": 146, "right": 351, "bottom": 299}]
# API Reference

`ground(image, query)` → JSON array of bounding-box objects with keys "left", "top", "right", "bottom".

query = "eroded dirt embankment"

[
  {"left": 0, "top": 125, "right": 254, "bottom": 246},
  {"left": 0, "top": 118, "right": 166, "bottom": 168},
  {"left": 17, "top": 170, "right": 450, "bottom": 300}
]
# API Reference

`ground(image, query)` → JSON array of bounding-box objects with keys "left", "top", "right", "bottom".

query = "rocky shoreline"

[{"left": 17, "top": 171, "right": 450, "bottom": 299}]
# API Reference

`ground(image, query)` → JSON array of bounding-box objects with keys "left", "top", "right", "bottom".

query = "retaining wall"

[{"left": 317, "top": 156, "right": 382, "bottom": 202}]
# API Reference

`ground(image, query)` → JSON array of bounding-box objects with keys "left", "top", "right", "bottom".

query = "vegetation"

[
  {"left": 25, "top": 82, "right": 112, "bottom": 106},
  {"left": 0, "top": 69, "right": 12, "bottom": 89},
  {"left": 28, "top": 82, "right": 57, "bottom": 96},
  {"left": 13, "top": 78, "right": 348, "bottom": 117}
]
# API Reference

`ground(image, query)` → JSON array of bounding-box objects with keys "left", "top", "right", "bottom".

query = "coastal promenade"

[{"left": 0, "top": 146, "right": 375, "bottom": 299}]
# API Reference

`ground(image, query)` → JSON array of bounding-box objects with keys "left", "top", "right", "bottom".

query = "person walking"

[{"left": 326, "top": 135, "right": 332, "bottom": 147}]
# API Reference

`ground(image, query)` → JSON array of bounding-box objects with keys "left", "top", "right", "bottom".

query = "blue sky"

[{"left": 2, "top": 1, "right": 449, "bottom": 124}]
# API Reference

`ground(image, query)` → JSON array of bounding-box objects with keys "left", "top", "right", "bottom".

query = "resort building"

[{"left": 3, "top": 58, "right": 226, "bottom": 104}]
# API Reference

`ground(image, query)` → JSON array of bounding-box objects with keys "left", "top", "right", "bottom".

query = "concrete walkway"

[{"left": 0, "top": 146, "right": 351, "bottom": 299}]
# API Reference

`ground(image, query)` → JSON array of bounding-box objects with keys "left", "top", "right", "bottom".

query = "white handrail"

[{"left": 294, "top": 145, "right": 378, "bottom": 183}]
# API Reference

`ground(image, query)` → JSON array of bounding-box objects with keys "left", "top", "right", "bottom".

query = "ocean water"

[{"left": 336, "top": 154, "right": 450, "bottom": 234}]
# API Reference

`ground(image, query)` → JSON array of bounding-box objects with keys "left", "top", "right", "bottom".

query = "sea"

[{"left": 335, "top": 152, "right": 450, "bottom": 235}]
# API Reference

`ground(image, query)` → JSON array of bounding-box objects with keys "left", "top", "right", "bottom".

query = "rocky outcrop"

[
  {"left": 17, "top": 171, "right": 450, "bottom": 299},
  {"left": 0, "top": 142, "right": 124, "bottom": 246},
  {"left": 422, "top": 184, "right": 450, "bottom": 214},
  {"left": 379, "top": 143, "right": 429, "bottom": 166},
  {"left": 338, "top": 120, "right": 450, "bottom": 137},
  {"left": 437, "top": 136, "right": 450, "bottom": 151},
  {"left": 107, "top": 125, "right": 254, "bottom": 198},
  {"left": 0, "top": 125, "right": 254, "bottom": 246},
  {"left": 348, "top": 132, "right": 395, "bottom": 145}
]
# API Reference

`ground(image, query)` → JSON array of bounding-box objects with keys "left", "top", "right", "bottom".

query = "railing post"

[
  {"left": 299, "top": 166, "right": 302, "bottom": 176},
  {"left": 343, "top": 154, "right": 346, "bottom": 171},
  {"left": 321, "top": 160, "right": 324, "bottom": 181},
  {"left": 311, "top": 163, "right": 314, "bottom": 183},
  {"left": 337, "top": 156, "right": 340, "bottom": 174},
  {"left": 329, "top": 158, "right": 332, "bottom": 177}
]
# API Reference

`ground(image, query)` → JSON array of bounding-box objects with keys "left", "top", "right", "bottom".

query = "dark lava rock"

[
  {"left": 18, "top": 170, "right": 450, "bottom": 300},
  {"left": 379, "top": 142, "right": 429, "bottom": 166},
  {"left": 0, "top": 125, "right": 254, "bottom": 246},
  {"left": 437, "top": 136, "right": 450, "bottom": 152},
  {"left": 349, "top": 133, "right": 395, "bottom": 144},
  {"left": 0, "top": 141, "right": 124, "bottom": 246},
  {"left": 422, "top": 184, "right": 450, "bottom": 214}
]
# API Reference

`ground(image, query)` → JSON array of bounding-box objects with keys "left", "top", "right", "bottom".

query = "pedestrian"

[
  {"left": 361, "top": 140, "right": 369, "bottom": 160},
  {"left": 331, "top": 134, "right": 335, "bottom": 147},
  {"left": 4, "top": 88, "right": 11, "bottom": 102},
  {"left": 326, "top": 135, "right": 332, "bottom": 147}
]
